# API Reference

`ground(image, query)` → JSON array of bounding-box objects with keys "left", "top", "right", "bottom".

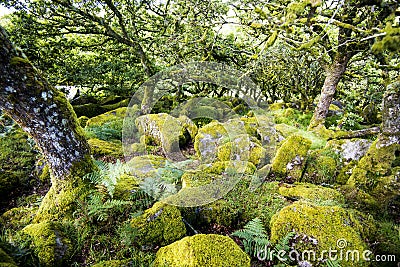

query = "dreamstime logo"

[
  {"left": 256, "top": 238, "right": 397, "bottom": 264},
  {"left": 122, "top": 62, "right": 277, "bottom": 207}
]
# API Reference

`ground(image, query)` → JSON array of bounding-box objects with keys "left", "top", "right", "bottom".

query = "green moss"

[
  {"left": 373, "top": 221, "right": 400, "bottom": 263},
  {"left": 88, "top": 138, "right": 123, "bottom": 157},
  {"left": 91, "top": 259, "right": 133, "bottom": 267},
  {"left": 39, "top": 164, "right": 51, "bottom": 183},
  {"left": 194, "top": 121, "right": 228, "bottom": 161},
  {"left": 270, "top": 201, "right": 374, "bottom": 266},
  {"left": 22, "top": 222, "right": 72, "bottom": 267},
  {"left": 198, "top": 160, "right": 256, "bottom": 175},
  {"left": 136, "top": 113, "right": 191, "bottom": 158},
  {"left": 125, "top": 155, "right": 166, "bottom": 180},
  {"left": 177, "top": 115, "right": 198, "bottom": 140},
  {"left": 77, "top": 116, "right": 89, "bottom": 128},
  {"left": 347, "top": 139, "right": 400, "bottom": 204},
  {"left": 113, "top": 174, "right": 140, "bottom": 200},
  {"left": 271, "top": 134, "right": 311, "bottom": 181},
  {"left": 1, "top": 206, "right": 37, "bottom": 230},
  {"left": 278, "top": 183, "right": 345, "bottom": 204},
  {"left": 86, "top": 107, "right": 127, "bottom": 127},
  {"left": 269, "top": 102, "right": 286, "bottom": 111},
  {"left": 303, "top": 150, "right": 338, "bottom": 184},
  {"left": 275, "top": 123, "right": 326, "bottom": 149},
  {"left": 153, "top": 234, "right": 250, "bottom": 267},
  {"left": 216, "top": 135, "right": 266, "bottom": 166},
  {"left": 9, "top": 56, "right": 31, "bottom": 66},
  {"left": 337, "top": 161, "right": 357, "bottom": 185},
  {"left": 34, "top": 156, "right": 94, "bottom": 222},
  {"left": 0, "top": 127, "right": 37, "bottom": 197},
  {"left": 181, "top": 171, "right": 220, "bottom": 188},
  {"left": 130, "top": 202, "right": 186, "bottom": 247},
  {"left": 0, "top": 248, "right": 17, "bottom": 267}
]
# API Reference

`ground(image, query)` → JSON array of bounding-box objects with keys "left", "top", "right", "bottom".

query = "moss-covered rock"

[
  {"left": 88, "top": 138, "right": 123, "bottom": 157},
  {"left": 125, "top": 155, "right": 166, "bottom": 180},
  {"left": 326, "top": 139, "right": 372, "bottom": 162},
  {"left": 303, "top": 150, "right": 338, "bottom": 184},
  {"left": 216, "top": 135, "right": 267, "bottom": 167},
  {"left": 86, "top": 107, "right": 127, "bottom": 127},
  {"left": 198, "top": 160, "right": 257, "bottom": 175},
  {"left": 153, "top": 234, "right": 250, "bottom": 267},
  {"left": 278, "top": 183, "right": 345, "bottom": 204},
  {"left": 135, "top": 113, "right": 192, "bottom": 159},
  {"left": 1, "top": 206, "right": 37, "bottom": 230},
  {"left": 181, "top": 171, "right": 221, "bottom": 188},
  {"left": 22, "top": 221, "right": 72, "bottom": 267},
  {"left": 347, "top": 138, "right": 400, "bottom": 205},
  {"left": 270, "top": 201, "right": 375, "bottom": 267},
  {"left": 275, "top": 123, "right": 326, "bottom": 149},
  {"left": 0, "top": 247, "right": 18, "bottom": 267},
  {"left": 130, "top": 202, "right": 186, "bottom": 248},
  {"left": 271, "top": 134, "right": 311, "bottom": 181},
  {"left": 337, "top": 161, "right": 358, "bottom": 185},
  {"left": 194, "top": 121, "right": 228, "bottom": 162}
]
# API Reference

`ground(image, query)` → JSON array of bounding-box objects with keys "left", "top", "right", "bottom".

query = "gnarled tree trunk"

[
  {"left": 308, "top": 52, "right": 351, "bottom": 130},
  {"left": 0, "top": 26, "right": 94, "bottom": 221}
]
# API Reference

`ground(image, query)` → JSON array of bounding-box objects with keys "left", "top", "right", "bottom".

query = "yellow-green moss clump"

[
  {"left": 1, "top": 206, "right": 37, "bottom": 230},
  {"left": 181, "top": 171, "right": 221, "bottom": 188},
  {"left": 130, "top": 202, "right": 186, "bottom": 247},
  {"left": 270, "top": 201, "right": 375, "bottom": 267},
  {"left": 198, "top": 160, "right": 257, "bottom": 175},
  {"left": 77, "top": 116, "right": 89, "bottom": 128},
  {"left": 269, "top": 102, "right": 287, "bottom": 111},
  {"left": 153, "top": 234, "right": 250, "bottom": 267},
  {"left": 22, "top": 222, "right": 72, "bottom": 267},
  {"left": 347, "top": 138, "right": 400, "bottom": 205},
  {"left": 0, "top": 247, "right": 18, "bottom": 267},
  {"left": 88, "top": 138, "right": 123, "bottom": 157},
  {"left": 86, "top": 107, "right": 127, "bottom": 127},
  {"left": 271, "top": 134, "right": 311, "bottom": 181},
  {"left": 278, "top": 183, "right": 345, "bottom": 204}
]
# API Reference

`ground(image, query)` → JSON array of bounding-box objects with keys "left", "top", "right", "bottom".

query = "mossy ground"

[{"left": 1, "top": 103, "right": 399, "bottom": 267}]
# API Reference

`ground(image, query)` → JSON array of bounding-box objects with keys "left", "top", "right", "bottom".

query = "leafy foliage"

[{"left": 232, "top": 218, "right": 270, "bottom": 257}]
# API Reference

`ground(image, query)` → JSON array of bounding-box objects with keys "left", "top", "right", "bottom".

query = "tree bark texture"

[
  {"left": 0, "top": 26, "right": 92, "bottom": 181},
  {"left": 308, "top": 52, "right": 351, "bottom": 130}
]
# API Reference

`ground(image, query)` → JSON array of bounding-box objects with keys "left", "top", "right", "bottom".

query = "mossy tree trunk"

[
  {"left": 308, "top": 52, "right": 351, "bottom": 130},
  {"left": 0, "top": 26, "right": 94, "bottom": 221}
]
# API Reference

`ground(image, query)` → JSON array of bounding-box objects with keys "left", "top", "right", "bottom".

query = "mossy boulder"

[
  {"left": 85, "top": 107, "right": 131, "bottom": 142},
  {"left": 135, "top": 113, "right": 192, "bottom": 160},
  {"left": 153, "top": 234, "right": 250, "bottom": 267},
  {"left": 275, "top": 123, "right": 326, "bottom": 149},
  {"left": 130, "top": 202, "right": 186, "bottom": 248},
  {"left": 181, "top": 171, "right": 221, "bottom": 188},
  {"left": 198, "top": 160, "right": 257, "bottom": 175},
  {"left": 326, "top": 139, "right": 372, "bottom": 162},
  {"left": 303, "top": 150, "right": 338, "bottom": 184},
  {"left": 347, "top": 138, "right": 400, "bottom": 205},
  {"left": 216, "top": 135, "right": 267, "bottom": 167},
  {"left": 271, "top": 134, "right": 311, "bottom": 181},
  {"left": 86, "top": 107, "right": 127, "bottom": 127},
  {"left": 125, "top": 155, "right": 166, "bottom": 180},
  {"left": 278, "top": 183, "right": 345, "bottom": 204},
  {"left": 0, "top": 247, "right": 18, "bottom": 267},
  {"left": 88, "top": 138, "right": 123, "bottom": 157},
  {"left": 270, "top": 201, "right": 375, "bottom": 267},
  {"left": 194, "top": 121, "right": 228, "bottom": 162},
  {"left": 1, "top": 206, "right": 37, "bottom": 230},
  {"left": 22, "top": 222, "right": 73, "bottom": 267}
]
